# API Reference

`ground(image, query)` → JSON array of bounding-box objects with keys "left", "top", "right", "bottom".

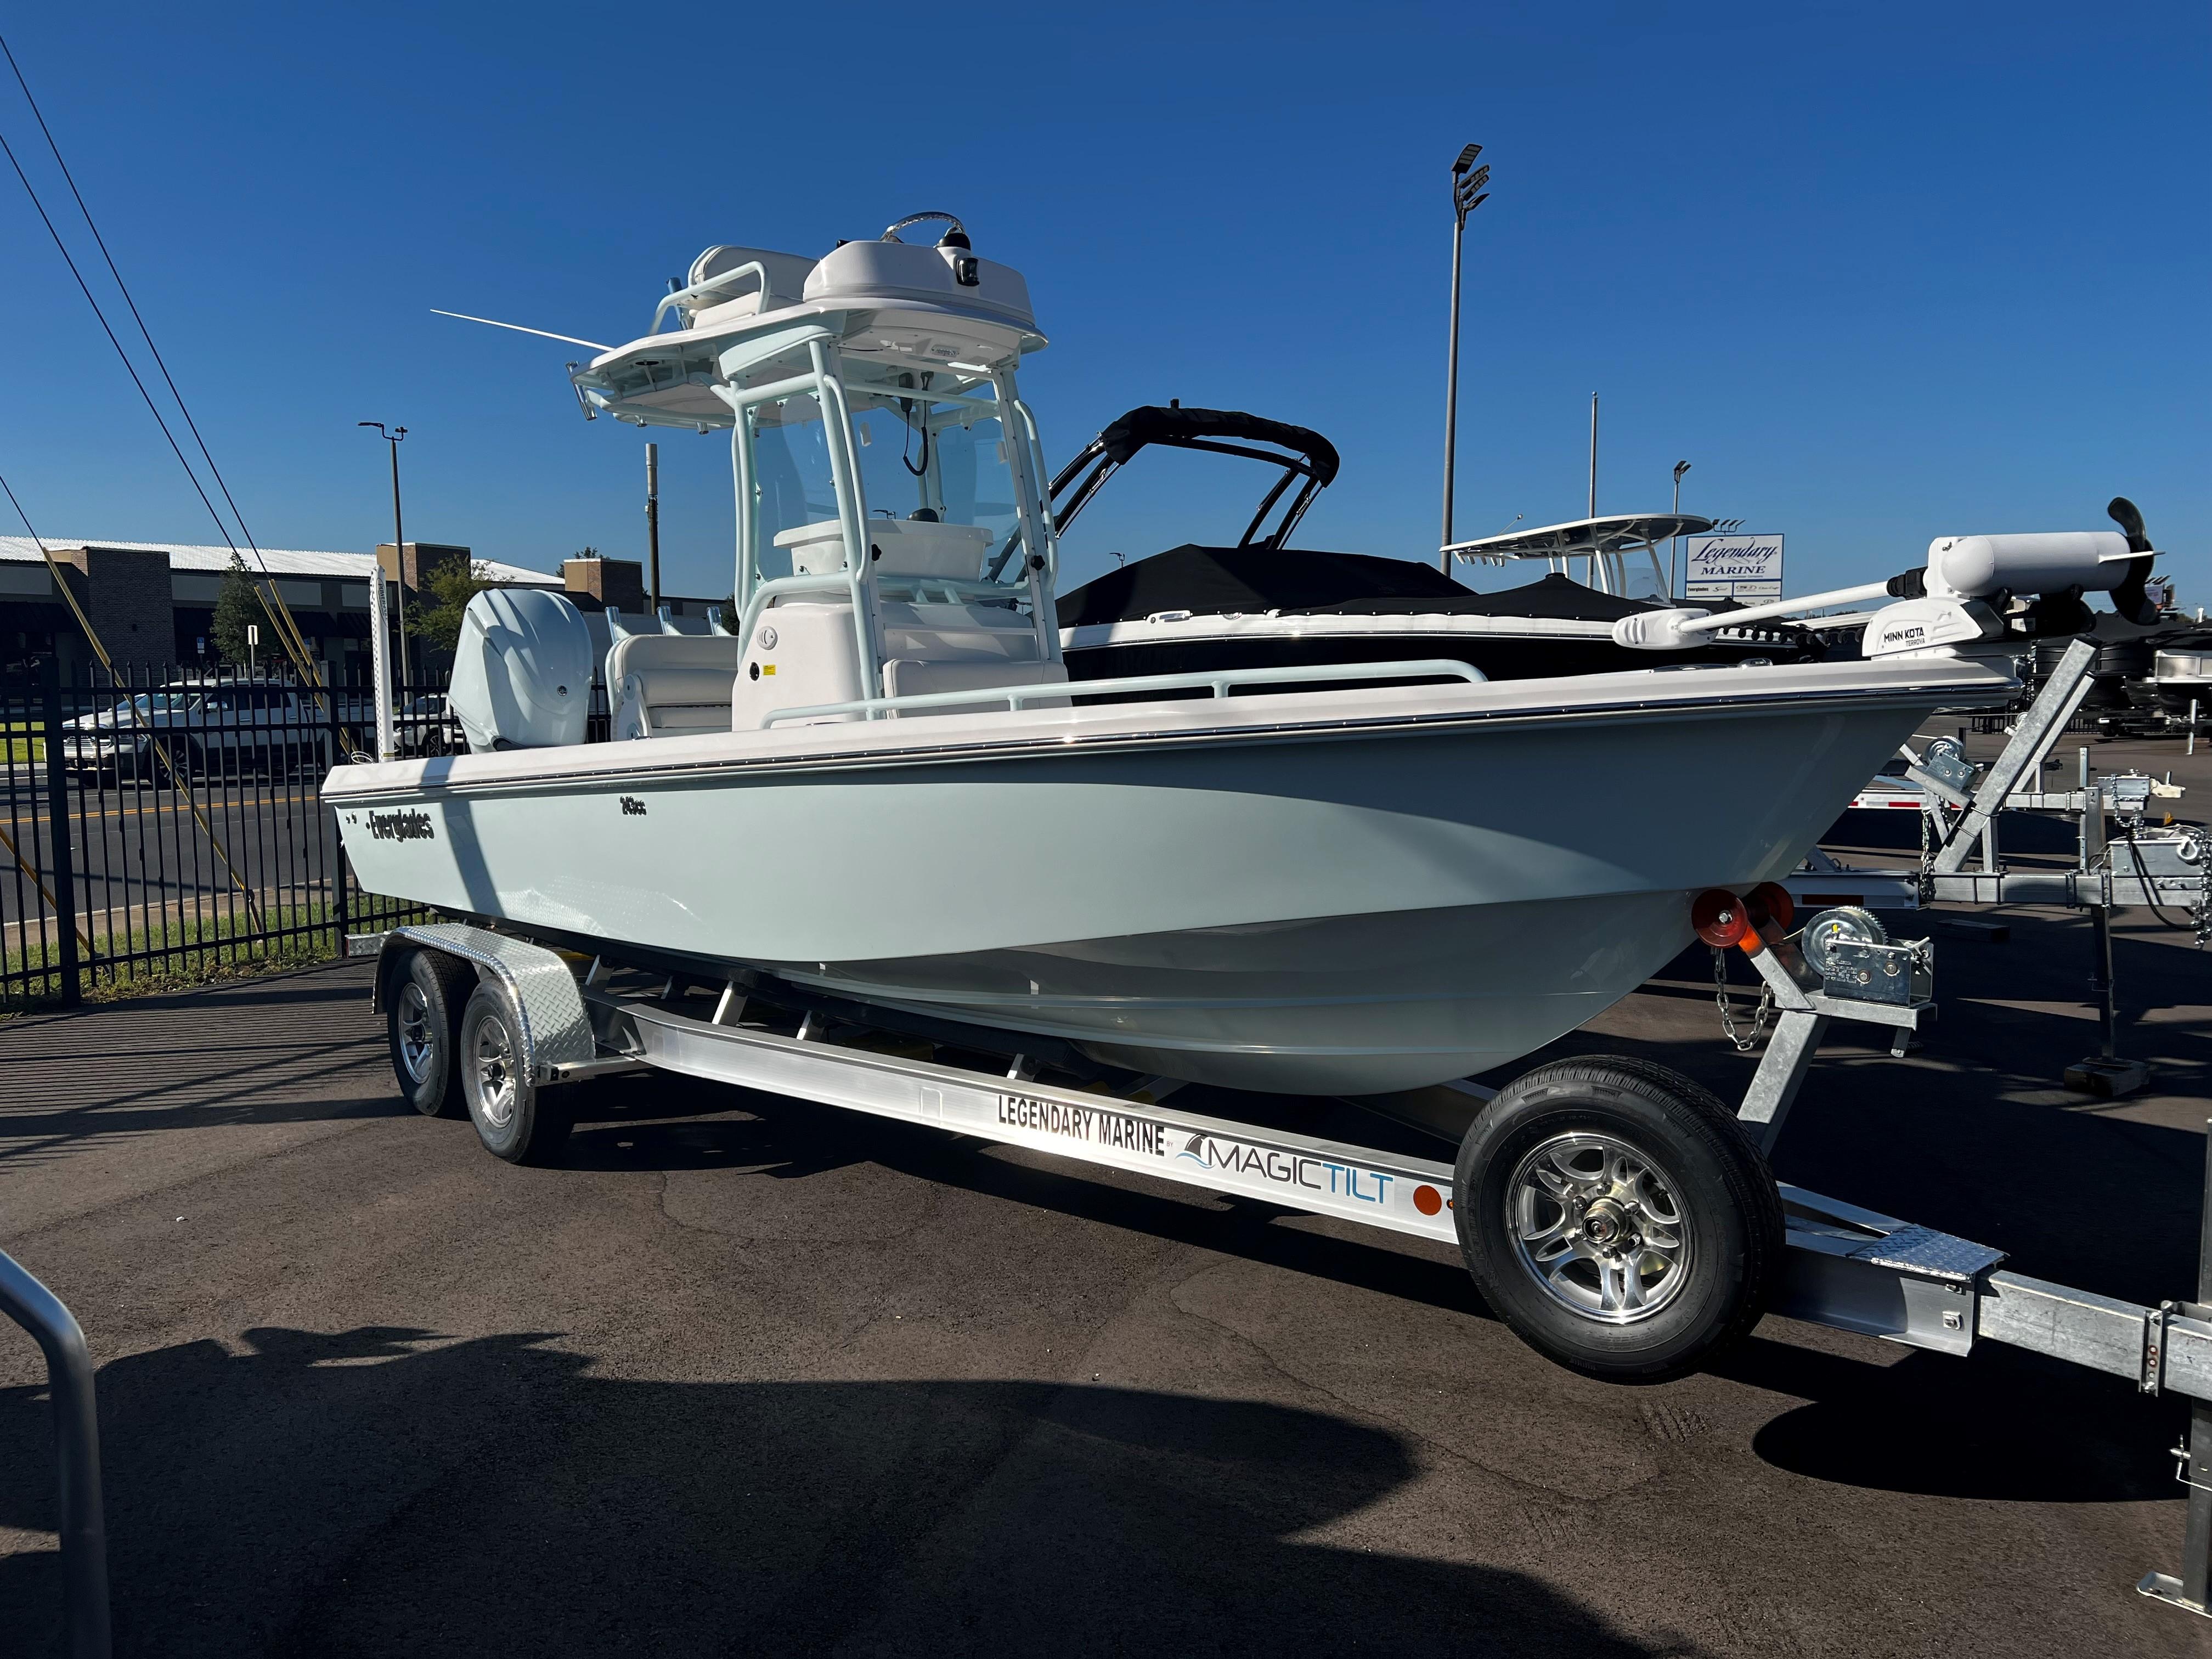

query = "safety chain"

[
  {"left": 2197, "top": 859, "right": 2210, "bottom": 951},
  {"left": 1712, "top": 947, "right": 1774, "bottom": 1052},
  {"left": 1917, "top": 801, "right": 1939, "bottom": 906}
]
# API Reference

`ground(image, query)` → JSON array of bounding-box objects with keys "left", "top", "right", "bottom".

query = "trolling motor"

[{"left": 1613, "top": 497, "right": 2164, "bottom": 661}]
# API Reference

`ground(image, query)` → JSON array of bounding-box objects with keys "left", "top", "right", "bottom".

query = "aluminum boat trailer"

[
  {"left": 355, "top": 894, "right": 2212, "bottom": 1618},
  {"left": 1788, "top": 634, "right": 2206, "bottom": 1098},
  {"left": 1790, "top": 637, "right": 2204, "bottom": 919}
]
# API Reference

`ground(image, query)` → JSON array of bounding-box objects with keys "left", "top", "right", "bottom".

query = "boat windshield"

[
  {"left": 851, "top": 392, "right": 1021, "bottom": 572},
  {"left": 745, "top": 370, "right": 1032, "bottom": 592}
]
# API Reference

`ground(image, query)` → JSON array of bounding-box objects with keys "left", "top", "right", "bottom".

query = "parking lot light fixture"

[
  {"left": 1440, "top": 143, "right": 1491, "bottom": 572},
  {"left": 1671, "top": 460, "right": 1691, "bottom": 599},
  {"left": 359, "top": 422, "right": 411, "bottom": 687}
]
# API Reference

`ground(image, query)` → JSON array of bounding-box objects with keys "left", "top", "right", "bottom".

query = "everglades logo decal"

[{"left": 366, "top": 809, "right": 435, "bottom": 843}]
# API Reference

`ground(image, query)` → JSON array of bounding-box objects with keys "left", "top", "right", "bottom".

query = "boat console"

[{"left": 447, "top": 213, "right": 1068, "bottom": 750}]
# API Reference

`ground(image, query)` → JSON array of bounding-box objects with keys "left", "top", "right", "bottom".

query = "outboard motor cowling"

[{"left": 448, "top": 588, "right": 595, "bottom": 752}]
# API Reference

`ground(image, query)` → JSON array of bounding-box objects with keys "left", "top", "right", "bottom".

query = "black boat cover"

[{"left": 1056, "top": 545, "right": 1671, "bottom": 629}]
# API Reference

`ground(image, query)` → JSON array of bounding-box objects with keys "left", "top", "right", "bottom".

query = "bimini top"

[
  {"left": 1443, "top": 513, "right": 1716, "bottom": 565},
  {"left": 1084, "top": 406, "right": 1339, "bottom": 484},
  {"left": 1050, "top": 405, "right": 1342, "bottom": 555},
  {"left": 572, "top": 213, "right": 1045, "bottom": 432}
]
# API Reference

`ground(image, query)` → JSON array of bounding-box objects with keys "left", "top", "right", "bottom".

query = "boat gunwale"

[{"left": 324, "top": 670, "right": 2001, "bottom": 805}]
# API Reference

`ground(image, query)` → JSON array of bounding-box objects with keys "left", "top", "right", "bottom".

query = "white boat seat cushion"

[{"left": 608, "top": 633, "right": 742, "bottom": 740}]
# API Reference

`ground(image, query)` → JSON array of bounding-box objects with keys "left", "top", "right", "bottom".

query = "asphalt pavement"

[{"left": 1, "top": 731, "right": 2208, "bottom": 1657}]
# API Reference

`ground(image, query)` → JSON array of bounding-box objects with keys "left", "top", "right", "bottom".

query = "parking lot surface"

[{"left": 2, "top": 805, "right": 2208, "bottom": 1655}]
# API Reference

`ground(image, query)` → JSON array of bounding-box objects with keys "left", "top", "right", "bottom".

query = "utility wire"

[
  {"left": 0, "top": 36, "right": 260, "bottom": 558},
  {"left": 0, "top": 464, "right": 262, "bottom": 913},
  {"left": 0, "top": 126, "right": 247, "bottom": 564},
  {"left": 0, "top": 32, "right": 325, "bottom": 689}
]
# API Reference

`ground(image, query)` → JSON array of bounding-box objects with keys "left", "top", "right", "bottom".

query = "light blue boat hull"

[{"left": 332, "top": 668, "right": 1977, "bottom": 1091}]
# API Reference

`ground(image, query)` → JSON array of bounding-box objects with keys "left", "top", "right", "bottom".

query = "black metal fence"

[{"left": 1, "top": 662, "right": 469, "bottom": 1011}]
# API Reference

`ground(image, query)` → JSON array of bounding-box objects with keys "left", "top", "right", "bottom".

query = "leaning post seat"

[{"left": 606, "top": 632, "right": 744, "bottom": 740}]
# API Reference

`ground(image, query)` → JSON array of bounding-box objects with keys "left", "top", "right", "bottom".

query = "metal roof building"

[{"left": 0, "top": 538, "right": 560, "bottom": 678}]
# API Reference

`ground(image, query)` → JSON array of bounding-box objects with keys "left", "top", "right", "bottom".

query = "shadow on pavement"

[
  {"left": 1720, "top": 1335, "right": 2184, "bottom": 1504},
  {"left": 0, "top": 1326, "right": 1680, "bottom": 1659},
  {"left": 563, "top": 1080, "right": 1496, "bottom": 1327},
  {"left": 1, "top": 969, "right": 399, "bottom": 1165},
  {"left": 563, "top": 1077, "right": 2185, "bottom": 1512}
]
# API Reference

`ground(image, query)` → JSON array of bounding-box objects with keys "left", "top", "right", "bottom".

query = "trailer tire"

[
  {"left": 1454, "top": 1056, "right": 1782, "bottom": 1382},
  {"left": 386, "top": 947, "right": 471, "bottom": 1119},
  {"left": 458, "top": 980, "right": 571, "bottom": 1165}
]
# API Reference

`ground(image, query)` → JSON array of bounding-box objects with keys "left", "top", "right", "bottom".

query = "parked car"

[
  {"left": 60, "top": 680, "right": 374, "bottom": 785},
  {"left": 396, "top": 692, "right": 464, "bottom": 758}
]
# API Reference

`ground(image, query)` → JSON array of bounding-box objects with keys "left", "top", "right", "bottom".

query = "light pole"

[
  {"left": 645, "top": 442, "right": 662, "bottom": 613},
  {"left": 1440, "top": 142, "right": 1491, "bottom": 572},
  {"left": 1670, "top": 460, "right": 1691, "bottom": 600},
  {"left": 1587, "top": 393, "right": 1599, "bottom": 520},
  {"left": 359, "top": 422, "right": 410, "bottom": 688}
]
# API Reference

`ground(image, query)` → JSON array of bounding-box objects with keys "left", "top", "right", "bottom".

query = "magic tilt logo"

[
  {"left": 366, "top": 809, "right": 435, "bottom": 843},
  {"left": 997, "top": 1092, "right": 1446, "bottom": 1217}
]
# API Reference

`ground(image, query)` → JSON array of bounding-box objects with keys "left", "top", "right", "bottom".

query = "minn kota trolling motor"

[{"left": 1612, "top": 496, "right": 2163, "bottom": 662}]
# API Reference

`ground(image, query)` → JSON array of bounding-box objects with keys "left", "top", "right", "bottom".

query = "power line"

[
  {"left": 0, "top": 125, "right": 249, "bottom": 562},
  {"left": 0, "top": 460, "right": 262, "bottom": 911},
  {"left": 0, "top": 33, "right": 269, "bottom": 577},
  {"left": 0, "top": 32, "right": 325, "bottom": 685}
]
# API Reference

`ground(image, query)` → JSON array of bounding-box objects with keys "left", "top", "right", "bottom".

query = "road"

[
  {"left": 1, "top": 885, "right": 2207, "bottom": 1654},
  {"left": 1, "top": 780, "right": 346, "bottom": 952}
]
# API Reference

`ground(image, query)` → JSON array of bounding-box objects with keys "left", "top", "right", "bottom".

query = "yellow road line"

[{"left": 48, "top": 789, "right": 323, "bottom": 823}]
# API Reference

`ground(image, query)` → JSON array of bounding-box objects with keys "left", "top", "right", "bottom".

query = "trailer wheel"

[
  {"left": 458, "top": 980, "right": 570, "bottom": 1165},
  {"left": 1454, "top": 1057, "right": 1782, "bottom": 1381},
  {"left": 387, "top": 947, "right": 471, "bottom": 1119}
]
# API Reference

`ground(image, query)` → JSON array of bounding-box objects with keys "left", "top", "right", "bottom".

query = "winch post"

[
  {"left": 2063, "top": 746, "right": 2148, "bottom": 1098},
  {"left": 1736, "top": 1008, "right": 1829, "bottom": 1155},
  {"left": 1930, "top": 636, "right": 2096, "bottom": 877},
  {"left": 2140, "top": 1122, "right": 2212, "bottom": 1618},
  {"left": 1720, "top": 902, "right": 1831, "bottom": 1155}
]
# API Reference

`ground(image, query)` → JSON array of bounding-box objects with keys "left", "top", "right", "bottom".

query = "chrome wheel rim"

[
  {"left": 1507, "top": 1132, "right": 1692, "bottom": 1324},
  {"left": 471, "top": 1014, "right": 518, "bottom": 1129},
  {"left": 396, "top": 983, "right": 435, "bottom": 1082}
]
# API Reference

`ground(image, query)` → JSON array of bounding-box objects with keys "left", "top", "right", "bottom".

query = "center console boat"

[
  {"left": 332, "top": 214, "right": 2152, "bottom": 1098},
  {"left": 329, "top": 211, "right": 2187, "bottom": 1392}
]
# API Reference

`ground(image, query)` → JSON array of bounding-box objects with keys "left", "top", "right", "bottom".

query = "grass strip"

[{"left": 1, "top": 896, "right": 436, "bottom": 1013}]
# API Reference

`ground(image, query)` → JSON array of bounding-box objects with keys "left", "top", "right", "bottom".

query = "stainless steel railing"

[{"left": 0, "top": 1248, "right": 110, "bottom": 1658}]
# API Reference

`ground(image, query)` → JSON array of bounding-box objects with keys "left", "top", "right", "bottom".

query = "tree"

[
  {"left": 211, "top": 554, "right": 274, "bottom": 667},
  {"left": 407, "top": 558, "right": 494, "bottom": 653}
]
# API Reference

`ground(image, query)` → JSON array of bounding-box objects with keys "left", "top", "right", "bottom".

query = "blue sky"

[{"left": 0, "top": 2, "right": 2203, "bottom": 603}]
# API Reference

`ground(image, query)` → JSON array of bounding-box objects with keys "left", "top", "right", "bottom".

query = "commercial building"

[{"left": 0, "top": 539, "right": 722, "bottom": 680}]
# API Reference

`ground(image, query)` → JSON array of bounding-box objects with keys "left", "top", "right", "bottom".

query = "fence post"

[
  {"left": 38, "top": 658, "right": 80, "bottom": 1007},
  {"left": 327, "top": 690, "right": 348, "bottom": 947}
]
